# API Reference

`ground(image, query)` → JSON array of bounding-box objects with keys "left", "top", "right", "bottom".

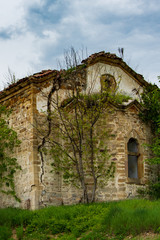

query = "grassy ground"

[{"left": 0, "top": 199, "right": 160, "bottom": 240}]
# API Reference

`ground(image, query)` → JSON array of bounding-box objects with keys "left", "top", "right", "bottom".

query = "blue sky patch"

[{"left": 0, "top": 29, "right": 12, "bottom": 40}]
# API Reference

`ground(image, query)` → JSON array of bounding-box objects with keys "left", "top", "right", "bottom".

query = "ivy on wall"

[
  {"left": 138, "top": 81, "right": 160, "bottom": 199},
  {"left": 140, "top": 83, "right": 160, "bottom": 165},
  {"left": 0, "top": 105, "right": 21, "bottom": 201}
]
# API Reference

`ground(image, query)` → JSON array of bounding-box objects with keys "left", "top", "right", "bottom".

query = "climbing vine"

[
  {"left": 139, "top": 81, "right": 160, "bottom": 198},
  {"left": 0, "top": 105, "right": 21, "bottom": 201},
  {"left": 140, "top": 82, "right": 160, "bottom": 164}
]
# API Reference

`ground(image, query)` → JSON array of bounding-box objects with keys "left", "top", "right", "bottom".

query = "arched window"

[
  {"left": 100, "top": 74, "right": 116, "bottom": 92},
  {"left": 127, "top": 138, "right": 139, "bottom": 179}
]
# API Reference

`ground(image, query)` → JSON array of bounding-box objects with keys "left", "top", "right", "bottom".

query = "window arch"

[
  {"left": 100, "top": 74, "right": 116, "bottom": 92},
  {"left": 127, "top": 138, "right": 139, "bottom": 179}
]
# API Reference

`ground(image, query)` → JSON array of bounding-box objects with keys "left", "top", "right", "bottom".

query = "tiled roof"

[
  {"left": 0, "top": 51, "right": 148, "bottom": 98},
  {"left": 82, "top": 51, "right": 120, "bottom": 64},
  {"left": 32, "top": 69, "right": 57, "bottom": 78},
  {"left": 0, "top": 69, "right": 58, "bottom": 96}
]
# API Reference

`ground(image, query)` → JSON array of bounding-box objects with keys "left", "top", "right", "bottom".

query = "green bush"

[
  {"left": 1, "top": 200, "right": 160, "bottom": 239},
  {"left": 23, "top": 231, "right": 50, "bottom": 240},
  {"left": 148, "top": 182, "right": 160, "bottom": 199},
  {"left": 57, "top": 233, "right": 76, "bottom": 240},
  {"left": 0, "top": 226, "right": 12, "bottom": 240},
  {"left": 0, "top": 208, "right": 34, "bottom": 227},
  {"left": 138, "top": 181, "right": 160, "bottom": 200},
  {"left": 101, "top": 200, "right": 160, "bottom": 237},
  {"left": 16, "top": 225, "right": 23, "bottom": 240}
]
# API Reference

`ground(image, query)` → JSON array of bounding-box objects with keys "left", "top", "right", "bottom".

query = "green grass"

[{"left": 0, "top": 199, "right": 160, "bottom": 239}]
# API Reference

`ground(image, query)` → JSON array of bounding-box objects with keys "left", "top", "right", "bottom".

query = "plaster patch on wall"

[
  {"left": 86, "top": 63, "right": 143, "bottom": 99},
  {"left": 36, "top": 85, "right": 52, "bottom": 112}
]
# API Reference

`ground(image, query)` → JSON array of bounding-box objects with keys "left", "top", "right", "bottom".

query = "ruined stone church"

[{"left": 0, "top": 52, "right": 152, "bottom": 209}]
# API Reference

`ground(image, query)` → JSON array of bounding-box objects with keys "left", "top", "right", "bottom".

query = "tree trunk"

[
  {"left": 82, "top": 180, "right": 89, "bottom": 203},
  {"left": 90, "top": 126, "right": 97, "bottom": 202},
  {"left": 91, "top": 177, "right": 97, "bottom": 202},
  {"left": 78, "top": 150, "right": 89, "bottom": 203}
]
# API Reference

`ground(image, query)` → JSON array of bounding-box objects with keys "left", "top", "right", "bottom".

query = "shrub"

[
  {"left": 0, "top": 208, "right": 34, "bottom": 227},
  {"left": 16, "top": 225, "right": 23, "bottom": 240},
  {"left": 137, "top": 181, "right": 160, "bottom": 200},
  {"left": 148, "top": 182, "right": 160, "bottom": 199},
  {"left": 0, "top": 226, "right": 12, "bottom": 240},
  {"left": 101, "top": 200, "right": 160, "bottom": 237},
  {"left": 1, "top": 200, "right": 160, "bottom": 239}
]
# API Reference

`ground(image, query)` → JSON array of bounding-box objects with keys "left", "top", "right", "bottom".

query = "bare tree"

[{"left": 37, "top": 49, "right": 127, "bottom": 203}]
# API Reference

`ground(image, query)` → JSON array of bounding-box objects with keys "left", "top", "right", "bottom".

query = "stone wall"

[
  {"left": 0, "top": 71, "right": 56, "bottom": 209},
  {"left": 0, "top": 63, "right": 152, "bottom": 209},
  {"left": 35, "top": 101, "right": 152, "bottom": 207},
  {"left": 0, "top": 83, "right": 36, "bottom": 209},
  {"left": 96, "top": 103, "right": 152, "bottom": 201}
]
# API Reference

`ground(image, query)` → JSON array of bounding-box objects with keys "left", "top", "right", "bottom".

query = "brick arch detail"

[{"left": 124, "top": 129, "right": 144, "bottom": 184}]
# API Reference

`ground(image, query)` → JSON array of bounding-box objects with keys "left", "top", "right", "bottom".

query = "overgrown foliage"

[
  {"left": 41, "top": 80, "right": 116, "bottom": 203},
  {"left": 38, "top": 48, "right": 131, "bottom": 204},
  {"left": 39, "top": 73, "right": 131, "bottom": 204},
  {"left": 140, "top": 82, "right": 160, "bottom": 164},
  {"left": 1, "top": 199, "right": 160, "bottom": 239},
  {"left": 0, "top": 105, "right": 21, "bottom": 201},
  {"left": 137, "top": 181, "right": 160, "bottom": 200},
  {"left": 140, "top": 81, "right": 160, "bottom": 198}
]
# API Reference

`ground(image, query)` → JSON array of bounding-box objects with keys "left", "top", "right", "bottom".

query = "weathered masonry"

[{"left": 0, "top": 52, "right": 152, "bottom": 209}]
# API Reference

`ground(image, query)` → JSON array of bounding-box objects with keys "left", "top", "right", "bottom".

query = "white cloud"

[
  {"left": 42, "top": 30, "right": 60, "bottom": 43},
  {"left": 0, "top": 31, "right": 41, "bottom": 87},
  {"left": 0, "top": 27, "right": 61, "bottom": 89},
  {"left": 0, "top": 1, "right": 24, "bottom": 28},
  {"left": 72, "top": 0, "right": 143, "bottom": 15},
  {"left": 0, "top": 0, "right": 45, "bottom": 29},
  {"left": 0, "top": 0, "right": 160, "bottom": 90},
  {"left": 64, "top": 0, "right": 160, "bottom": 19}
]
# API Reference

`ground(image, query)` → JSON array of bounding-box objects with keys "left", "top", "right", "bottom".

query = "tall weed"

[
  {"left": 0, "top": 226, "right": 12, "bottom": 240},
  {"left": 0, "top": 208, "right": 34, "bottom": 227},
  {"left": 101, "top": 199, "right": 160, "bottom": 237},
  {"left": 0, "top": 199, "right": 160, "bottom": 239}
]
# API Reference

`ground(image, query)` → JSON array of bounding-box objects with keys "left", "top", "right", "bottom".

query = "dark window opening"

[
  {"left": 100, "top": 74, "right": 116, "bottom": 92},
  {"left": 128, "top": 155, "right": 138, "bottom": 178},
  {"left": 127, "top": 138, "right": 139, "bottom": 179}
]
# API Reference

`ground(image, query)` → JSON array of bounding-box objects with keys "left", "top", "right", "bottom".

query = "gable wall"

[{"left": 86, "top": 63, "right": 143, "bottom": 99}]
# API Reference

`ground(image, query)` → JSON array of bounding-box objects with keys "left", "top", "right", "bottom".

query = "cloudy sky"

[{"left": 0, "top": 0, "right": 160, "bottom": 89}]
